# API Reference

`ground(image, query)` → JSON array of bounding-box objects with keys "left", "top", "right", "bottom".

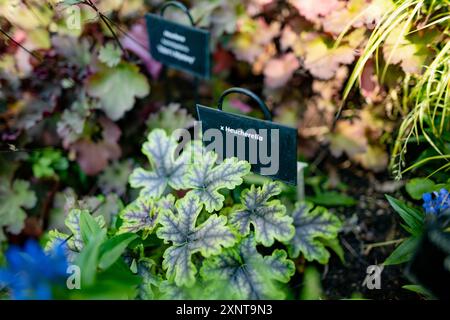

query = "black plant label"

[
  {"left": 197, "top": 105, "right": 298, "bottom": 185},
  {"left": 146, "top": 14, "right": 210, "bottom": 79}
]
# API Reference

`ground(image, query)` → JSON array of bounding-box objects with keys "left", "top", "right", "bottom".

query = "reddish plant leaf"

[
  {"left": 289, "top": 0, "right": 343, "bottom": 22},
  {"left": 264, "top": 53, "right": 300, "bottom": 89},
  {"left": 122, "top": 21, "right": 163, "bottom": 80},
  {"left": 359, "top": 59, "right": 381, "bottom": 102},
  {"left": 71, "top": 117, "right": 121, "bottom": 176},
  {"left": 247, "top": 0, "right": 275, "bottom": 16},
  {"left": 213, "top": 46, "right": 234, "bottom": 74},
  {"left": 280, "top": 26, "right": 298, "bottom": 52},
  {"left": 301, "top": 34, "right": 356, "bottom": 80}
]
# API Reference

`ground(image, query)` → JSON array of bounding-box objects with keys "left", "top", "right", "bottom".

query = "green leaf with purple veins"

[
  {"left": 156, "top": 193, "right": 236, "bottom": 287},
  {"left": 285, "top": 202, "right": 342, "bottom": 264},
  {"left": 201, "top": 235, "right": 295, "bottom": 300},
  {"left": 64, "top": 209, "right": 106, "bottom": 252},
  {"left": 229, "top": 182, "right": 294, "bottom": 246},
  {"left": 129, "top": 129, "right": 191, "bottom": 199},
  {"left": 186, "top": 151, "right": 250, "bottom": 213},
  {"left": 118, "top": 194, "right": 175, "bottom": 238}
]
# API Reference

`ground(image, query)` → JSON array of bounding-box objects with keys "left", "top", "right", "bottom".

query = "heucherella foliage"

[
  {"left": 86, "top": 62, "right": 150, "bottom": 121},
  {"left": 156, "top": 194, "right": 236, "bottom": 287},
  {"left": 230, "top": 182, "right": 294, "bottom": 246},
  {"left": 201, "top": 235, "right": 295, "bottom": 300},
  {"left": 129, "top": 129, "right": 250, "bottom": 212},
  {"left": 39, "top": 126, "right": 345, "bottom": 298},
  {"left": 134, "top": 258, "right": 161, "bottom": 300},
  {"left": 46, "top": 208, "right": 106, "bottom": 259},
  {"left": 187, "top": 151, "right": 251, "bottom": 212},
  {"left": 0, "top": 178, "right": 37, "bottom": 241},
  {"left": 285, "top": 202, "right": 342, "bottom": 264},
  {"left": 158, "top": 278, "right": 242, "bottom": 300},
  {"left": 117, "top": 194, "right": 175, "bottom": 239},
  {"left": 129, "top": 129, "right": 191, "bottom": 198},
  {"left": 46, "top": 209, "right": 140, "bottom": 296}
]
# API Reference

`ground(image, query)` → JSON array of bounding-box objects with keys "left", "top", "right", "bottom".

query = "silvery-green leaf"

[
  {"left": 98, "top": 42, "right": 122, "bottom": 68},
  {"left": 92, "top": 194, "right": 122, "bottom": 228},
  {"left": 264, "top": 249, "right": 295, "bottom": 283},
  {"left": 129, "top": 129, "right": 190, "bottom": 198},
  {"left": 119, "top": 197, "right": 161, "bottom": 238},
  {"left": 187, "top": 151, "right": 250, "bottom": 212},
  {"left": 45, "top": 230, "right": 69, "bottom": 252},
  {"left": 45, "top": 230, "right": 78, "bottom": 262},
  {"left": 146, "top": 103, "right": 195, "bottom": 134},
  {"left": 158, "top": 279, "right": 239, "bottom": 300},
  {"left": 98, "top": 159, "right": 133, "bottom": 196},
  {"left": 86, "top": 62, "right": 150, "bottom": 121},
  {"left": 201, "top": 235, "right": 294, "bottom": 300},
  {"left": 159, "top": 280, "right": 188, "bottom": 300},
  {"left": 63, "top": 209, "right": 105, "bottom": 251},
  {"left": 156, "top": 194, "right": 236, "bottom": 287},
  {"left": 0, "top": 178, "right": 37, "bottom": 241},
  {"left": 285, "top": 202, "right": 342, "bottom": 264},
  {"left": 158, "top": 193, "right": 176, "bottom": 212},
  {"left": 229, "top": 182, "right": 294, "bottom": 246},
  {"left": 118, "top": 194, "right": 175, "bottom": 238},
  {"left": 136, "top": 259, "right": 161, "bottom": 300}
]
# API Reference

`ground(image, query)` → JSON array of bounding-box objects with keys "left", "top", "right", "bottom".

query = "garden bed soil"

[{"left": 321, "top": 164, "right": 419, "bottom": 300}]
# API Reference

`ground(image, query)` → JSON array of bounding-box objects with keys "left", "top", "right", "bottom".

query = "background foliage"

[{"left": 0, "top": 0, "right": 449, "bottom": 300}]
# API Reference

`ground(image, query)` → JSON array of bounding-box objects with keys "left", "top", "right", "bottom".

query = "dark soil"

[{"left": 320, "top": 163, "right": 420, "bottom": 300}]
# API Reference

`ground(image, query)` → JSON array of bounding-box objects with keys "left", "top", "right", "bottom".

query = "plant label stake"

[
  {"left": 146, "top": 1, "right": 210, "bottom": 80},
  {"left": 297, "top": 162, "right": 308, "bottom": 202},
  {"left": 197, "top": 88, "right": 298, "bottom": 185}
]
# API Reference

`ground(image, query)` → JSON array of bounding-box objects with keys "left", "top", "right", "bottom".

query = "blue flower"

[
  {"left": 0, "top": 240, "right": 68, "bottom": 300},
  {"left": 422, "top": 188, "right": 450, "bottom": 217}
]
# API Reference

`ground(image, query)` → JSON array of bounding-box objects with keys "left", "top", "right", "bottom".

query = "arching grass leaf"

[
  {"left": 229, "top": 182, "right": 294, "bottom": 246},
  {"left": 187, "top": 151, "right": 251, "bottom": 212},
  {"left": 201, "top": 235, "right": 295, "bottom": 300},
  {"left": 129, "top": 129, "right": 191, "bottom": 199},
  {"left": 285, "top": 202, "right": 342, "bottom": 264},
  {"left": 156, "top": 194, "right": 236, "bottom": 287}
]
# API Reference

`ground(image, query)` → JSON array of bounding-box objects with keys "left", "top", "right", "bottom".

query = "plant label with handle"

[
  {"left": 196, "top": 88, "right": 298, "bottom": 185},
  {"left": 146, "top": 13, "right": 210, "bottom": 79}
]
